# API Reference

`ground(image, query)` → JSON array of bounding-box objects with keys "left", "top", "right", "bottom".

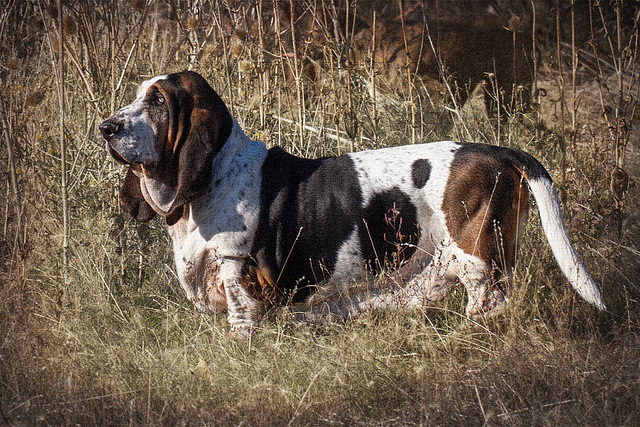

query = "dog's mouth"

[{"left": 106, "top": 142, "right": 130, "bottom": 165}]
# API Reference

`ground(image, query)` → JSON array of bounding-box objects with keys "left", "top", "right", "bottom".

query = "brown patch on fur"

[
  {"left": 202, "top": 260, "right": 228, "bottom": 312},
  {"left": 242, "top": 264, "right": 286, "bottom": 307},
  {"left": 442, "top": 151, "right": 529, "bottom": 277}
]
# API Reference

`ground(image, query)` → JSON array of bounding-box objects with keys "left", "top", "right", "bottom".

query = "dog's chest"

[{"left": 168, "top": 136, "right": 268, "bottom": 295}]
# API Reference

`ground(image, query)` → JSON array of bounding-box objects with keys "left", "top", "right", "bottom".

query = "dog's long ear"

[
  {"left": 119, "top": 168, "right": 156, "bottom": 222},
  {"left": 152, "top": 71, "right": 233, "bottom": 225}
]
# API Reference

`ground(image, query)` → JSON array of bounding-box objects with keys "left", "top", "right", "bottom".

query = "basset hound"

[{"left": 100, "top": 71, "right": 605, "bottom": 335}]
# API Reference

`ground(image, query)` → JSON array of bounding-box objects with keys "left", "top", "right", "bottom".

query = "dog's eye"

[{"left": 148, "top": 90, "right": 165, "bottom": 106}]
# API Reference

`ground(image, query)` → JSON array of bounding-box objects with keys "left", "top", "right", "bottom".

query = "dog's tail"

[{"left": 507, "top": 150, "right": 606, "bottom": 310}]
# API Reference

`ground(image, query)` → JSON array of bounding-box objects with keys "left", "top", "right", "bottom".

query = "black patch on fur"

[
  {"left": 249, "top": 150, "right": 426, "bottom": 303},
  {"left": 249, "top": 148, "right": 363, "bottom": 302},
  {"left": 358, "top": 188, "right": 419, "bottom": 273},
  {"left": 411, "top": 158, "right": 432, "bottom": 189}
]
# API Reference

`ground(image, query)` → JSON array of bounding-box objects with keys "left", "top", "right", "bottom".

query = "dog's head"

[{"left": 100, "top": 71, "right": 232, "bottom": 224}]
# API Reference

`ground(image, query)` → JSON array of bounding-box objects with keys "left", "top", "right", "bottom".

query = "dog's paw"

[{"left": 229, "top": 324, "right": 255, "bottom": 340}]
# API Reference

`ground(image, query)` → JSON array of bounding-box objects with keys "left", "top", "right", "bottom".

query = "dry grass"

[{"left": 1, "top": 0, "right": 639, "bottom": 425}]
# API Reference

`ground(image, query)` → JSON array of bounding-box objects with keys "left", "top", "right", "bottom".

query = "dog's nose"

[{"left": 99, "top": 120, "right": 121, "bottom": 140}]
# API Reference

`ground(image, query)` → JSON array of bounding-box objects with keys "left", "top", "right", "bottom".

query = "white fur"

[
  {"left": 348, "top": 141, "right": 458, "bottom": 251},
  {"left": 140, "top": 174, "right": 177, "bottom": 215},
  {"left": 105, "top": 75, "right": 168, "bottom": 165},
  {"left": 167, "top": 119, "right": 268, "bottom": 330},
  {"left": 527, "top": 177, "right": 605, "bottom": 309}
]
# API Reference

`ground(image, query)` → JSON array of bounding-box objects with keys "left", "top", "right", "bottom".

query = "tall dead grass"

[{"left": 1, "top": 0, "right": 639, "bottom": 425}]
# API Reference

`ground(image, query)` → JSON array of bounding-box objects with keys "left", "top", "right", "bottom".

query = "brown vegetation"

[
  {"left": 1, "top": 0, "right": 639, "bottom": 425},
  {"left": 352, "top": 9, "right": 535, "bottom": 116}
]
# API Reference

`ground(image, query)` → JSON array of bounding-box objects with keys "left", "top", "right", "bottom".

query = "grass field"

[{"left": 1, "top": 0, "right": 639, "bottom": 425}]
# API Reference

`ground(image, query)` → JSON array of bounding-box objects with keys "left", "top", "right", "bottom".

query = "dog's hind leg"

[
  {"left": 408, "top": 241, "right": 508, "bottom": 319},
  {"left": 459, "top": 263, "right": 507, "bottom": 320}
]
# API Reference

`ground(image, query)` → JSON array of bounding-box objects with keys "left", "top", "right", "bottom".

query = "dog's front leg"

[{"left": 218, "top": 258, "right": 264, "bottom": 337}]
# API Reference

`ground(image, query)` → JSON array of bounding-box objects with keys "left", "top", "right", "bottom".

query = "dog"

[{"left": 100, "top": 71, "right": 605, "bottom": 334}]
